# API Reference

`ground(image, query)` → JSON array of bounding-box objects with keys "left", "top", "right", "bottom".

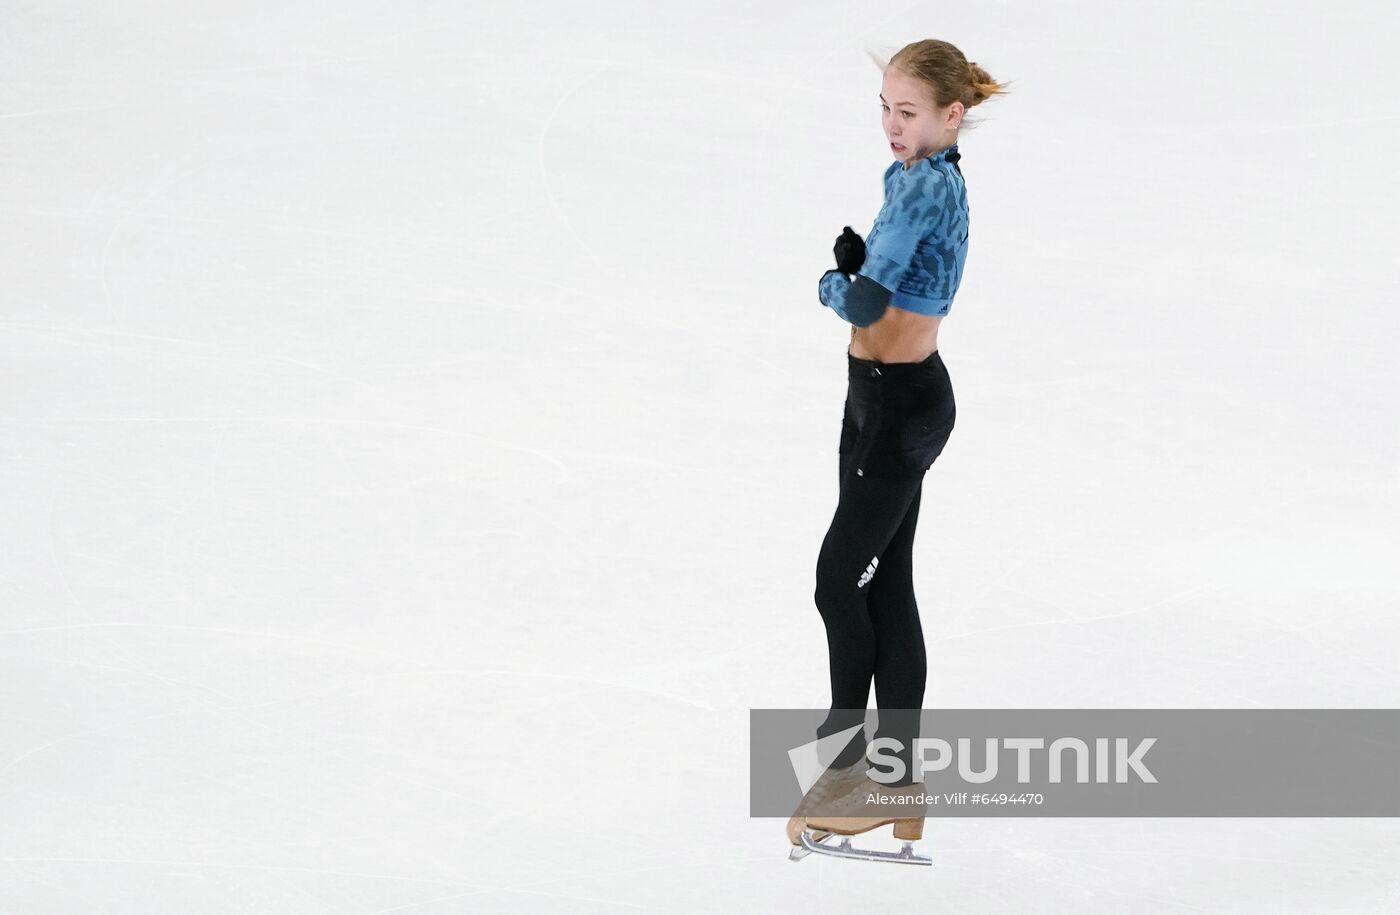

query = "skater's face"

[{"left": 881, "top": 68, "right": 962, "bottom": 168}]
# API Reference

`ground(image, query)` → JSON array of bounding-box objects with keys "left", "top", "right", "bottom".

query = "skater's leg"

[
  {"left": 868, "top": 478, "right": 926, "bottom": 708},
  {"left": 813, "top": 469, "right": 922, "bottom": 767},
  {"left": 865, "top": 477, "right": 927, "bottom": 786}
]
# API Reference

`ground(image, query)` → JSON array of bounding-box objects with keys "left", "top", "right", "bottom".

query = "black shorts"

[{"left": 839, "top": 348, "right": 956, "bottom": 481}]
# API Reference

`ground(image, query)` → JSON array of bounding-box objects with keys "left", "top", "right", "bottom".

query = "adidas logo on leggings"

[{"left": 856, "top": 556, "right": 879, "bottom": 588}]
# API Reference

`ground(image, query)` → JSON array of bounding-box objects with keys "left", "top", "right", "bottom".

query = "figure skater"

[{"left": 788, "top": 39, "right": 1009, "bottom": 864}]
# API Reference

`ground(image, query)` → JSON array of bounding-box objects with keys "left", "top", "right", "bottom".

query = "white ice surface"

[{"left": 3, "top": 1, "right": 1399, "bottom": 912}]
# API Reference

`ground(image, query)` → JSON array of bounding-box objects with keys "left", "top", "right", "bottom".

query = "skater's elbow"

[{"left": 847, "top": 277, "right": 893, "bottom": 327}]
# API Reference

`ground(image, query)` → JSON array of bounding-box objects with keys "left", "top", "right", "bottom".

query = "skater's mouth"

[{"left": 891, "top": 143, "right": 906, "bottom": 152}]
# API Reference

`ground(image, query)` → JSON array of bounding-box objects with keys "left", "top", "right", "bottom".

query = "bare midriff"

[{"left": 848, "top": 305, "right": 942, "bottom": 363}]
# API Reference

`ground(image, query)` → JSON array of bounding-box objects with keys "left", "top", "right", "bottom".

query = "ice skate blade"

[
  {"left": 794, "top": 830, "right": 931, "bottom": 866},
  {"left": 787, "top": 830, "right": 834, "bottom": 861}
]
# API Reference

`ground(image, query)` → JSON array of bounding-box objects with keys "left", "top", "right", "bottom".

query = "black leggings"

[{"left": 813, "top": 348, "right": 955, "bottom": 783}]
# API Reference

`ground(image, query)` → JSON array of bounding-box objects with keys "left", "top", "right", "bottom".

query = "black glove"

[{"left": 833, "top": 226, "right": 866, "bottom": 275}]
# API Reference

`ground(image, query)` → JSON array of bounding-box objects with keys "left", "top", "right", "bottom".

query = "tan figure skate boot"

[
  {"left": 785, "top": 758, "right": 868, "bottom": 847},
  {"left": 796, "top": 776, "right": 931, "bottom": 865}
]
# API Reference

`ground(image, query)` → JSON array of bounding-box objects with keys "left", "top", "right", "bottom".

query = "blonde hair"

[{"left": 867, "top": 39, "right": 1012, "bottom": 128}]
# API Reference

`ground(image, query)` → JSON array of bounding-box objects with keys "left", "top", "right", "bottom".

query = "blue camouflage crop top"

[{"left": 818, "top": 143, "right": 969, "bottom": 327}]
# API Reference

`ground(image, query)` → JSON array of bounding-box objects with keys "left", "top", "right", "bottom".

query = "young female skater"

[{"left": 788, "top": 39, "right": 1008, "bottom": 863}]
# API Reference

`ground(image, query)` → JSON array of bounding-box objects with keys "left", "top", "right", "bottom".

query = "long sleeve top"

[{"left": 819, "top": 144, "right": 970, "bottom": 327}]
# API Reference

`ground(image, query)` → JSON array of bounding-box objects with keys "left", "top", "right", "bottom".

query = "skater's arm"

[
  {"left": 819, "top": 162, "right": 950, "bottom": 327},
  {"left": 818, "top": 270, "right": 893, "bottom": 327}
]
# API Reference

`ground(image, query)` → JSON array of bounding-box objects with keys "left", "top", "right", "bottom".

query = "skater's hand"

[{"left": 833, "top": 226, "right": 866, "bottom": 276}]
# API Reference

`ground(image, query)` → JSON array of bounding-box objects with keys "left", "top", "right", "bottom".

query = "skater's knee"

[
  {"left": 815, "top": 559, "right": 877, "bottom": 618},
  {"left": 813, "top": 576, "right": 853, "bottom": 621}
]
